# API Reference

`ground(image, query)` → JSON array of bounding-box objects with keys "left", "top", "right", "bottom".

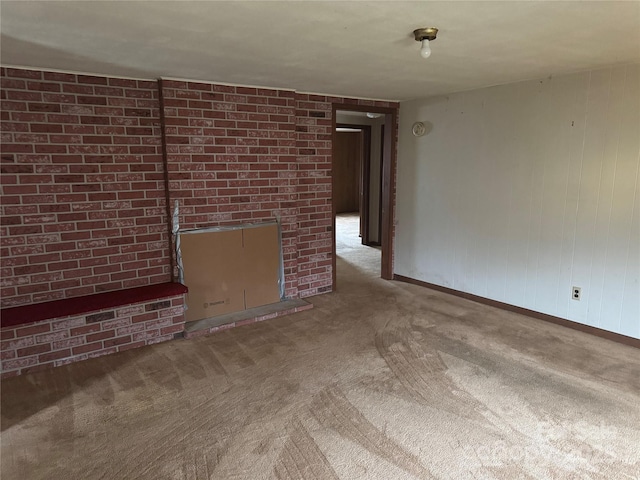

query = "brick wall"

[
  {"left": 0, "top": 66, "right": 399, "bottom": 376},
  {"left": 1, "top": 67, "right": 170, "bottom": 308},
  {"left": 0, "top": 294, "right": 185, "bottom": 378},
  {"left": 295, "top": 94, "right": 333, "bottom": 297},
  {"left": 295, "top": 95, "right": 398, "bottom": 297},
  {"left": 1, "top": 66, "right": 399, "bottom": 311},
  {"left": 160, "top": 80, "right": 300, "bottom": 298},
  {"left": 160, "top": 83, "right": 399, "bottom": 299}
]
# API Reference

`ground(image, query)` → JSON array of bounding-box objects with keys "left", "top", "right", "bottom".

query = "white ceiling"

[{"left": 1, "top": 1, "right": 639, "bottom": 101}]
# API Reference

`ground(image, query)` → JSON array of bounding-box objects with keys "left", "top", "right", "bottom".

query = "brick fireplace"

[{"left": 0, "top": 66, "right": 399, "bottom": 376}]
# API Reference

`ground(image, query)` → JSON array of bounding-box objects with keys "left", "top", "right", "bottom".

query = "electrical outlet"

[{"left": 572, "top": 286, "right": 581, "bottom": 301}]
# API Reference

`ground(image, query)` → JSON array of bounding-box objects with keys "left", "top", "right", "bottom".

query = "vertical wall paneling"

[
  {"left": 604, "top": 65, "right": 640, "bottom": 335},
  {"left": 396, "top": 64, "right": 640, "bottom": 339}
]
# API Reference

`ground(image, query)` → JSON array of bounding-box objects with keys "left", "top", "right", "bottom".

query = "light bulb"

[{"left": 420, "top": 38, "right": 431, "bottom": 58}]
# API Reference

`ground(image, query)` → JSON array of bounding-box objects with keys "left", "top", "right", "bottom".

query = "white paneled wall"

[{"left": 395, "top": 65, "right": 639, "bottom": 339}]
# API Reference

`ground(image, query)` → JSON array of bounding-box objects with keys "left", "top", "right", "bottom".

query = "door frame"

[
  {"left": 331, "top": 104, "right": 398, "bottom": 288},
  {"left": 374, "top": 124, "right": 384, "bottom": 246}
]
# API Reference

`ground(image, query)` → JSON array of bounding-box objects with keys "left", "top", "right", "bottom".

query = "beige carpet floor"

[{"left": 1, "top": 214, "right": 639, "bottom": 479}]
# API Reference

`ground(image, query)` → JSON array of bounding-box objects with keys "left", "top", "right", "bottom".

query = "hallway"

[{"left": 335, "top": 212, "right": 381, "bottom": 279}]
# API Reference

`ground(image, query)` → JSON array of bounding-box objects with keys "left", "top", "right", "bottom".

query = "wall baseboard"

[{"left": 392, "top": 274, "right": 639, "bottom": 349}]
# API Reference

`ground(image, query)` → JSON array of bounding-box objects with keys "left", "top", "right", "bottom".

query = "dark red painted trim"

[{"left": 1, "top": 282, "right": 188, "bottom": 328}]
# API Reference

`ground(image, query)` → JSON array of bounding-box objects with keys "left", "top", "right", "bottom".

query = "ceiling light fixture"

[
  {"left": 413, "top": 27, "right": 438, "bottom": 59},
  {"left": 366, "top": 113, "right": 382, "bottom": 119}
]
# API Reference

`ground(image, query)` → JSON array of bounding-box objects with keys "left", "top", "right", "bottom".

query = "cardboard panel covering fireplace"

[{"left": 178, "top": 221, "right": 283, "bottom": 322}]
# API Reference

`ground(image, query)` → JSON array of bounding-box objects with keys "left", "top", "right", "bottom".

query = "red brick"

[
  {"left": 52, "top": 337, "right": 85, "bottom": 349},
  {"left": 51, "top": 317, "right": 86, "bottom": 330},
  {"left": 70, "top": 324, "right": 101, "bottom": 336},
  {"left": 15, "top": 323, "right": 51, "bottom": 337},
  {"left": 132, "top": 330, "right": 160, "bottom": 341},
  {"left": 72, "top": 342, "right": 103, "bottom": 355},
  {"left": 86, "top": 330, "right": 115, "bottom": 343},
  {"left": 0, "top": 349, "right": 17, "bottom": 360},
  {"left": 0, "top": 330, "right": 16, "bottom": 340},
  {"left": 102, "top": 318, "right": 130, "bottom": 330},
  {"left": 35, "top": 331, "right": 69, "bottom": 344},
  {"left": 38, "top": 348, "right": 71, "bottom": 363},
  {"left": 103, "top": 335, "right": 131, "bottom": 348},
  {"left": 17, "top": 343, "right": 51, "bottom": 356},
  {"left": 115, "top": 324, "right": 144, "bottom": 336},
  {"left": 142, "top": 318, "right": 171, "bottom": 330},
  {"left": 131, "top": 312, "right": 158, "bottom": 323},
  {"left": 160, "top": 324, "right": 184, "bottom": 336}
]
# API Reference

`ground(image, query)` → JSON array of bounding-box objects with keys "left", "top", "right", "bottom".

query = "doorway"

[
  {"left": 334, "top": 124, "right": 376, "bottom": 246},
  {"left": 331, "top": 106, "right": 397, "bottom": 289}
]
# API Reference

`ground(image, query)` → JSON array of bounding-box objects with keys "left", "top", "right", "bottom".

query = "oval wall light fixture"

[{"left": 412, "top": 122, "right": 427, "bottom": 137}]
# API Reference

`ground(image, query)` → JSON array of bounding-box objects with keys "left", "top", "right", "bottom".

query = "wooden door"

[{"left": 334, "top": 131, "right": 362, "bottom": 214}]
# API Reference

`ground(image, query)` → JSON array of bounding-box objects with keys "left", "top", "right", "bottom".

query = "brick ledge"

[{"left": 1, "top": 282, "right": 188, "bottom": 329}]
